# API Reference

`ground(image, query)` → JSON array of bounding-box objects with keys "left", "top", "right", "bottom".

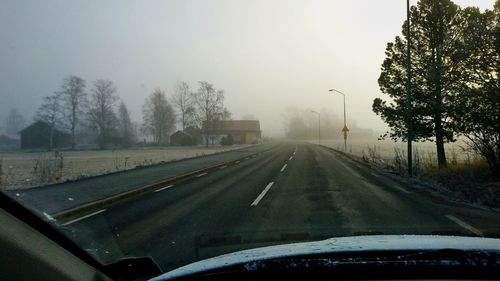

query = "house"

[
  {"left": 19, "top": 120, "right": 71, "bottom": 149},
  {"left": 203, "top": 120, "right": 261, "bottom": 145},
  {"left": 170, "top": 130, "right": 195, "bottom": 146}
]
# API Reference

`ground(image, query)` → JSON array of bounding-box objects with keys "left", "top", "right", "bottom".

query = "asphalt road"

[{"left": 57, "top": 142, "right": 500, "bottom": 272}]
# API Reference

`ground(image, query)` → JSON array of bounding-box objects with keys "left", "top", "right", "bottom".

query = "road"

[{"left": 57, "top": 142, "right": 500, "bottom": 272}]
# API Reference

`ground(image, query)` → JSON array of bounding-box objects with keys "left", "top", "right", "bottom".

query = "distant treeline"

[
  {"left": 282, "top": 107, "right": 375, "bottom": 140},
  {"left": 8, "top": 78, "right": 231, "bottom": 150}
]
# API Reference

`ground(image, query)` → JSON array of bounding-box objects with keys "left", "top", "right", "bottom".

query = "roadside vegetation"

[
  {"left": 370, "top": 0, "right": 499, "bottom": 205},
  {"left": 360, "top": 145, "right": 499, "bottom": 207}
]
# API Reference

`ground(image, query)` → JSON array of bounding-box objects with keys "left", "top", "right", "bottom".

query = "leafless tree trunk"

[
  {"left": 194, "top": 82, "right": 225, "bottom": 147},
  {"left": 172, "top": 81, "right": 196, "bottom": 130},
  {"left": 36, "top": 94, "right": 62, "bottom": 150},
  {"left": 142, "top": 89, "right": 176, "bottom": 145},
  {"left": 87, "top": 79, "right": 118, "bottom": 149},
  {"left": 118, "top": 101, "right": 135, "bottom": 147},
  {"left": 59, "top": 76, "right": 86, "bottom": 150}
]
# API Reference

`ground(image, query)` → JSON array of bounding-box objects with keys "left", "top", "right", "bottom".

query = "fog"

[{"left": 0, "top": 0, "right": 493, "bottom": 137}]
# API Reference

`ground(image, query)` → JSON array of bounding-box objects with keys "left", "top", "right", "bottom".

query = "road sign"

[{"left": 342, "top": 125, "right": 349, "bottom": 140}]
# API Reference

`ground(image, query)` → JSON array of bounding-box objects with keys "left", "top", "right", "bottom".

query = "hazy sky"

[{"left": 0, "top": 0, "right": 494, "bottom": 136}]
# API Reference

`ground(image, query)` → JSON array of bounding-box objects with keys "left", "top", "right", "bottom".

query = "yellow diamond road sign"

[{"left": 342, "top": 126, "right": 349, "bottom": 140}]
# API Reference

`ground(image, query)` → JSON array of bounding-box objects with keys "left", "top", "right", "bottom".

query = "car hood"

[{"left": 150, "top": 235, "right": 500, "bottom": 280}]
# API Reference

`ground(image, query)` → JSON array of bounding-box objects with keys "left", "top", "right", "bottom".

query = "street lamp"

[
  {"left": 406, "top": 0, "right": 414, "bottom": 177},
  {"left": 328, "top": 88, "right": 348, "bottom": 152},
  {"left": 311, "top": 110, "right": 320, "bottom": 145}
]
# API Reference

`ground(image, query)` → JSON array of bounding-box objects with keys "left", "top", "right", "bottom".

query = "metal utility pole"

[
  {"left": 311, "top": 110, "right": 320, "bottom": 145},
  {"left": 329, "top": 89, "right": 348, "bottom": 152},
  {"left": 406, "top": 0, "right": 413, "bottom": 177}
]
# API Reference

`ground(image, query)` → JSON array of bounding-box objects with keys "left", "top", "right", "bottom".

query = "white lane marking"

[
  {"left": 235, "top": 161, "right": 240, "bottom": 164},
  {"left": 280, "top": 164, "right": 288, "bottom": 172},
  {"left": 446, "top": 215, "right": 484, "bottom": 236},
  {"left": 219, "top": 165, "right": 227, "bottom": 169},
  {"left": 395, "top": 186, "right": 410, "bottom": 194},
  {"left": 251, "top": 182, "right": 274, "bottom": 206},
  {"left": 196, "top": 172, "right": 208, "bottom": 178},
  {"left": 293, "top": 151, "right": 296, "bottom": 155},
  {"left": 62, "top": 209, "right": 106, "bottom": 226},
  {"left": 245, "top": 157, "right": 249, "bottom": 160},
  {"left": 154, "top": 185, "right": 173, "bottom": 192},
  {"left": 289, "top": 156, "right": 294, "bottom": 161}
]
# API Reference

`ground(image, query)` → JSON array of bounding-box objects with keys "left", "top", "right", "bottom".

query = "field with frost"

[{"left": 0, "top": 145, "right": 251, "bottom": 190}]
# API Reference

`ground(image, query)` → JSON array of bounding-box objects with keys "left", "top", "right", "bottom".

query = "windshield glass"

[{"left": 1, "top": 0, "right": 499, "bottom": 274}]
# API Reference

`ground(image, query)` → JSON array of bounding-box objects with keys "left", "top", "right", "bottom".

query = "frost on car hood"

[{"left": 150, "top": 235, "right": 500, "bottom": 280}]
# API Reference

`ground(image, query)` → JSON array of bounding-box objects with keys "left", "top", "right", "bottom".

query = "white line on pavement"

[
  {"left": 251, "top": 182, "right": 274, "bottom": 206},
  {"left": 62, "top": 209, "right": 107, "bottom": 226},
  {"left": 154, "top": 185, "right": 173, "bottom": 193},
  {"left": 219, "top": 165, "right": 227, "bottom": 169},
  {"left": 280, "top": 164, "right": 288, "bottom": 172},
  {"left": 235, "top": 161, "right": 240, "bottom": 164},
  {"left": 196, "top": 172, "right": 208, "bottom": 178},
  {"left": 289, "top": 156, "right": 293, "bottom": 161},
  {"left": 445, "top": 214, "right": 484, "bottom": 236}
]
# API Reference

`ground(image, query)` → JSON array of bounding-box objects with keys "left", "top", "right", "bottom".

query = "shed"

[{"left": 19, "top": 120, "right": 71, "bottom": 149}]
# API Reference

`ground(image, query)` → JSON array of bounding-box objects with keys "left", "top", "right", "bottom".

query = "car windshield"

[{"left": 1, "top": 0, "right": 499, "bottom": 275}]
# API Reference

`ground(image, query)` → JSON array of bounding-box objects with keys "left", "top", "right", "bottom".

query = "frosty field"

[{"left": 0, "top": 145, "right": 251, "bottom": 189}]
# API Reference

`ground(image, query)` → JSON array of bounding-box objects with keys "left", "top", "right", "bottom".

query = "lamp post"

[
  {"left": 311, "top": 110, "right": 320, "bottom": 145},
  {"left": 406, "top": 0, "right": 413, "bottom": 177},
  {"left": 328, "top": 88, "right": 348, "bottom": 152}
]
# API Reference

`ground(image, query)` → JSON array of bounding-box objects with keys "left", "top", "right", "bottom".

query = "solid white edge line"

[
  {"left": 62, "top": 209, "right": 107, "bottom": 226},
  {"left": 280, "top": 164, "right": 288, "bottom": 172},
  {"left": 154, "top": 185, "right": 174, "bottom": 192},
  {"left": 196, "top": 172, "right": 208, "bottom": 177},
  {"left": 445, "top": 214, "right": 484, "bottom": 236},
  {"left": 251, "top": 182, "right": 274, "bottom": 206}
]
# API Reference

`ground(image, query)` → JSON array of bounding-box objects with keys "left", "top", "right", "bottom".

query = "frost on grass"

[{"left": 1, "top": 145, "right": 249, "bottom": 190}]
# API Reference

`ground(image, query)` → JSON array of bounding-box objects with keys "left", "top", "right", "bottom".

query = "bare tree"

[
  {"left": 36, "top": 94, "right": 62, "bottom": 150},
  {"left": 194, "top": 82, "right": 225, "bottom": 147},
  {"left": 142, "top": 89, "right": 176, "bottom": 145},
  {"left": 117, "top": 101, "right": 135, "bottom": 147},
  {"left": 87, "top": 79, "right": 119, "bottom": 149},
  {"left": 59, "top": 76, "right": 86, "bottom": 149},
  {"left": 5, "top": 108, "right": 25, "bottom": 135},
  {"left": 172, "top": 81, "right": 196, "bottom": 130}
]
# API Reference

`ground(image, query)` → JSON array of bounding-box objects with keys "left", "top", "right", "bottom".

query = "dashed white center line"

[
  {"left": 219, "top": 165, "right": 227, "bottom": 169},
  {"left": 196, "top": 172, "right": 208, "bottom": 178},
  {"left": 235, "top": 161, "right": 240, "bottom": 164},
  {"left": 154, "top": 185, "right": 173, "bottom": 192},
  {"left": 280, "top": 164, "right": 288, "bottom": 172},
  {"left": 251, "top": 182, "right": 274, "bottom": 206},
  {"left": 293, "top": 151, "right": 296, "bottom": 155},
  {"left": 62, "top": 209, "right": 106, "bottom": 226},
  {"left": 289, "top": 156, "right": 293, "bottom": 161},
  {"left": 445, "top": 214, "right": 484, "bottom": 236}
]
